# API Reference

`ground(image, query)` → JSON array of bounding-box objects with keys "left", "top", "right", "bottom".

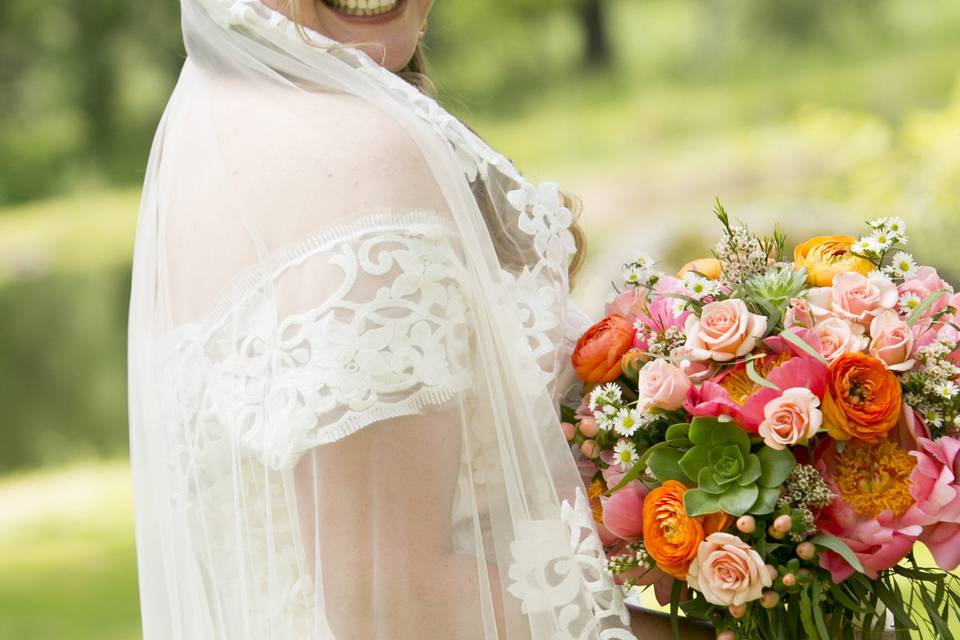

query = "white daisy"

[
  {"left": 889, "top": 251, "right": 918, "bottom": 279},
  {"left": 899, "top": 292, "right": 922, "bottom": 315},
  {"left": 622, "top": 264, "right": 645, "bottom": 286},
  {"left": 682, "top": 272, "right": 717, "bottom": 300},
  {"left": 613, "top": 407, "right": 645, "bottom": 437},
  {"left": 934, "top": 381, "right": 958, "bottom": 399},
  {"left": 630, "top": 251, "right": 656, "bottom": 269},
  {"left": 613, "top": 439, "right": 639, "bottom": 471},
  {"left": 671, "top": 298, "right": 688, "bottom": 319},
  {"left": 885, "top": 217, "right": 907, "bottom": 236},
  {"left": 868, "top": 216, "right": 889, "bottom": 228},
  {"left": 850, "top": 241, "right": 867, "bottom": 256}
]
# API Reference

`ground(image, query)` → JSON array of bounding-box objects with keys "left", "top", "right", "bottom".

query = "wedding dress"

[{"left": 127, "top": 1, "right": 635, "bottom": 638}]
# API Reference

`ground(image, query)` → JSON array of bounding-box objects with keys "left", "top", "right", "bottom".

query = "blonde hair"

[{"left": 286, "top": 0, "right": 587, "bottom": 288}]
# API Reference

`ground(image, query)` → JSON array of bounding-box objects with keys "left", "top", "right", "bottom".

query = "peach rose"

[
  {"left": 794, "top": 235, "right": 873, "bottom": 287},
  {"left": 572, "top": 314, "right": 636, "bottom": 384},
  {"left": 678, "top": 258, "right": 723, "bottom": 281},
  {"left": 811, "top": 317, "right": 868, "bottom": 363},
  {"left": 869, "top": 310, "right": 915, "bottom": 371},
  {"left": 684, "top": 299, "right": 767, "bottom": 362},
  {"left": 807, "top": 272, "right": 898, "bottom": 325},
  {"left": 687, "top": 532, "right": 772, "bottom": 606},
  {"left": 758, "top": 387, "right": 823, "bottom": 450},
  {"left": 637, "top": 360, "right": 691, "bottom": 411},
  {"left": 822, "top": 353, "right": 902, "bottom": 442}
]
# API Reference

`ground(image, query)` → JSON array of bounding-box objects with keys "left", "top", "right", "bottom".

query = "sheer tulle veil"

[{"left": 127, "top": 0, "right": 635, "bottom": 637}]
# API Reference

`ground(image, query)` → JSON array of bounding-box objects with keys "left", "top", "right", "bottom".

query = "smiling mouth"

[{"left": 320, "top": 0, "right": 404, "bottom": 18}]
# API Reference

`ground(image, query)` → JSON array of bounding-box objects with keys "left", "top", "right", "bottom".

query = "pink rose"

[
  {"left": 684, "top": 299, "right": 767, "bottom": 362},
  {"left": 785, "top": 297, "right": 831, "bottom": 330},
  {"left": 869, "top": 310, "right": 915, "bottom": 371},
  {"left": 638, "top": 360, "right": 691, "bottom": 411},
  {"left": 601, "top": 483, "right": 649, "bottom": 542},
  {"left": 903, "top": 437, "right": 960, "bottom": 570},
  {"left": 758, "top": 387, "right": 823, "bottom": 450},
  {"left": 811, "top": 317, "right": 868, "bottom": 362},
  {"left": 807, "top": 272, "right": 898, "bottom": 325},
  {"left": 605, "top": 287, "right": 647, "bottom": 323},
  {"left": 899, "top": 267, "right": 953, "bottom": 319},
  {"left": 687, "top": 533, "right": 772, "bottom": 606}
]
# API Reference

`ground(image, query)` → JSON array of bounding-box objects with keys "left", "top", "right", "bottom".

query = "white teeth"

[{"left": 324, "top": 0, "right": 399, "bottom": 16}]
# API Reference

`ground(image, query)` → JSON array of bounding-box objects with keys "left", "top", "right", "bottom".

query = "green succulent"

[
  {"left": 647, "top": 417, "right": 795, "bottom": 517},
  {"left": 739, "top": 263, "right": 809, "bottom": 308}
]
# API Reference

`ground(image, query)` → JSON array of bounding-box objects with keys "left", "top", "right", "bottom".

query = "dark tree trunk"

[{"left": 579, "top": 0, "right": 611, "bottom": 67}]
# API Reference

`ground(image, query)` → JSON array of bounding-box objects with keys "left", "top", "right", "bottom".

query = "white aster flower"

[
  {"left": 682, "top": 272, "right": 717, "bottom": 300},
  {"left": 868, "top": 216, "right": 889, "bottom": 229},
  {"left": 861, "top": 233, "right": 889, "bottom": 253},
  {"left": 630, "top": 251, "right": 656, "bottom": 269},
  {"left": 850, "top": 241, "right": 867, "bottom": 256},
  {"left": 885, "top": 217, "right": 907, "bottom": 236},
  {"left": 613, "top": 439, "right": 639, "bottom": 470},
  {"left": 671, "top": 297, "right": 688, "bottom": 319},
  {"left": 613, "top": 407, "right": 645, "bottom": 437},
  {"left": 622, "top": 264, "right": 645, "bottom": 286},
  {"left": 889, "top": 251, "right": 918, "bottom": 279},
  {"left": 934, "top": 381, "right": 958, "bottom": 399},
  {"left": 899, "top": 292, "right": 922, "bottom": 315}
]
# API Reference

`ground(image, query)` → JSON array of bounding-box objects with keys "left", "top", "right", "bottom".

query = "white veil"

[{"left": 127, "top": 1, "right": 634, "bottom": 638}]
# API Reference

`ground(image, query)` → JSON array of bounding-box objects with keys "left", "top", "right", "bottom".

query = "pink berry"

[
  {"left": 760, "top": 591, "right": 780, "bottom": 609},
  {"left": 768, "top": 525, "right": 786, "bottom": 540},
  {"left": 736, "top": 515, "right": 756, "bottom": 534},
  {"left": 560, "top": 422, "right": 577, "bottom": 441},
  {"left": 773, "top": 514, "right": 793, "bottom": 533},
  {"left": 580, "top": 439, "right": 600, "bottom": 459},
  {"left": 579, "top": 416, "right": 600, "bottom": 438},
  {"left": 728, "top": 603, "right": 747, "bottom": 619},
  {"left": 782, "top": 573, "right": 796, "bottom": 587},
  {"left": 765, "top": 564, "right": 779, "bottom": 582},
  {"left": 717, "top": 631, "right": 736, "bottom": 640},
  {"left": 796, "top": 542, "right": 816, "bottom": 560}
]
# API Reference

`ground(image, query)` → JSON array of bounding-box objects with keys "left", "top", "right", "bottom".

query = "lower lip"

[{"left": 319, "top": 0, "right": 408, "bottom": 24}]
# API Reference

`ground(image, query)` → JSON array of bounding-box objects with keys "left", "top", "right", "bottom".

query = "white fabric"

[{"left": 127, "top": 1, "right": 635, "bottom": 638}]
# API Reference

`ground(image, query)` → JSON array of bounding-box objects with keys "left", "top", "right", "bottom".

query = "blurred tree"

[{"left": 579, "top": 0, "right": 611, "bottom": 67}]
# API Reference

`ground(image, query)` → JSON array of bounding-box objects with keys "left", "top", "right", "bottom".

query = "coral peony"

[
  {"left": 684, "top": 299, "right": 767, "bottom": 363},
  {"left": 571, "top": 314, "right": 636, "bottom": 384},
  {"left": 903, "top": 436, "right": 960, "bottom": 570},
  {"left": 687, "top": 533, "right": 772, "bottom": 606},
  {"left": 822, "top": 353, "right": 902, "bottom": 442},
  {"left": 816, "top": 440, "right": 922, "bottom": 581},
  {"left": 602, "top": 483, "right": 649, "bottom": 542},
  {"left": 793, "top": 235, "right": 873, "bottom": 287},
  {"left": 686, "top": 332, "right": 828, "bottom": 432}
]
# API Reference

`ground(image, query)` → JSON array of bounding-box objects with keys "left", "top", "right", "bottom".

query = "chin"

[{"left": 310, "top": 0, "right": 426, "bottom": 70}]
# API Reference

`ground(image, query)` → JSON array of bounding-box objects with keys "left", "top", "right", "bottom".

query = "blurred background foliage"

[{"left": 1, "top": 0, "right": 959, "bottom": 637}]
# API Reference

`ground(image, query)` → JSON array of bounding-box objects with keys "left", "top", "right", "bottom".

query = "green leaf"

[
  {"left": 757, "top": 446, "right": 796, "bottom": 487},
  {"left": 749, "top": 486, "right": 780, "bottom": 514},
  {"left": 718, "top": 484, "right": 759, "bottom": 516},
  {"left": 665, "top": 423, "right": 690, "bottom": 442},
  {"left": 738, "top": 453, "right": 762, "bottom": 486},
  {"left": 811, "top": 577, "right": 831, "bottom": 640},
  {"left": 810, "top": 533, "right": 865, "bottom": 574},
  {"left": 747, "top": 357, "right": 781, "bottom": 391},
  {"left": 697, "top": 467, "right": 725, "bottom": 494},
  {"left": 678, "top": 444, "right": 710, "bottom": 481},
  {"left": 709, "top": 421, "right": 751, "bottom": 454},
  {"left": 779, "top": 328, "right": 829, "bottom": 365},
  {"left": 648, "top": 448, "right": 691, "bottom": 484},
  {"left": 907, "top": 289, "right": 946, "bottom": 327},
  {"left": 689, "top": 417, "right": 721, "bottom": 445},
  {"left": 876, "top": 580, "right": 917, "bottom": 631},
  {"left": 683, "top": 488, "right": 722, "bottom": 517}
]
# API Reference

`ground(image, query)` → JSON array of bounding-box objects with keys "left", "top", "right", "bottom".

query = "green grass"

[{"left": 0, "top": 460, "right": 140, "bottom": 639}]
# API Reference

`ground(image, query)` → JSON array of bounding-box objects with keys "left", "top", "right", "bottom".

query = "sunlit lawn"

[{"left": 0, "top": 460, "right": 140, "bottom": 640}]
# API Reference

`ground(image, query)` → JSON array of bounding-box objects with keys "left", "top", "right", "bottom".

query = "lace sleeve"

[{"left": 158, "top": 210, "right": 474, "bottom": 470}]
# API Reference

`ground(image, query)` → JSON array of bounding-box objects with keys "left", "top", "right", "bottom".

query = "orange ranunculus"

[
  {"left": 822, "top": 352, "right": 902, "bottom": 443},
  {"left": 793, "top": 235, "right": 873, "bottom": 287},
  {"left": 701, "top": 510, "right": 732, "bottom": 535},
  {"left": 571, "top": 314, "right": 636, "bottom": 384},
  {"left": 642, "top": 480, "right": 705, "bottom": 579},
  {"left": 678, "top": 258, "right": 723, "bottom": 281}
]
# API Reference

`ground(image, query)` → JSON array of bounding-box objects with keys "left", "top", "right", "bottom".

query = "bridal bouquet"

[{"left": 564, "top": 204, "right": 960, "bottom": 640}]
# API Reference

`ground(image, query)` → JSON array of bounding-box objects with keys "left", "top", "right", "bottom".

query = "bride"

[{"left": 127, "top": 0, "right": 712, "bottom": 638}]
